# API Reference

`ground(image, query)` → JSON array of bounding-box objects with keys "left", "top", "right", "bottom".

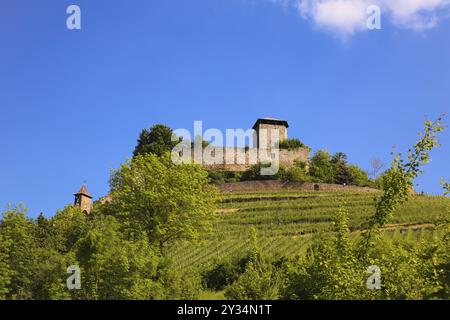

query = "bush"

[
  {"left": 207, "top": 170, "right": 242, "bottom": 184},
  {"left": 224, "top": 261, "right": 283, "bottom": 300},
  {"left": 224, "top": 228, "right": 284, "bottom": 300},
  {"left": 155, "top": 264, "right": 204, "bottom": 300},
  {"left": 279, "top": 138, "right": 308, "bottom": 150},
  {"left": 207, "top": 170, "right": 226, "bottom": 184},
  {"left": 203, "top": 256, "right": 250, "bottom": 291},
  {"left": 241, "top": 164, "right": 278, "bottom": 181},
  {"left": 280, "top": 167, "right": 311, "bottom": 183},
  {"left": 347, "top": 165, "right": 372, "bottom": 187}
]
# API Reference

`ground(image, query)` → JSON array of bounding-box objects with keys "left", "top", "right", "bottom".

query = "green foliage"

[
  {"left": 363, "top": 116, "right": 445, "bottom": 244},
  {"left": 0, "top": 117, "right": 447, "bottom": 301},
  {"left": 107, "top": 153, "right": 217, "bottom": 251},
  {"left": 50, "top": 206, "right": 89, "bottom": 252},
  {"left": 282, "top": 115, "right": 448, "bottom": 300},
  {"left": 207, "top": 170, "right": 243, "bottom": 184},
  {"left": 224, "top": 262, "right": 282, "bottom": 300},
  {"left": 333, "top": 162, "right": 353, "bottom": 185},
  {"left": 169, "top": 189, "right": 449, "bottom": 273},
  {"left": 133, "top": 124, "right": 179, "bottom": 157},
  {"left": 74, "top": 215, "right": 160, "bottom": 300},
  {"left": 0, "top": 230, "right": 12, "bottom": 299},
  {"left": 331, "top": 152, "right": 348, "bottom": 165},
  {"left": 191, "top": 135, "right": 211, "bottom": 149},
  {"left": 224, "top": 229, "right": 283, "bottom": 300},
  {"left": 279, "top": 138, "right": 308, "bottom": 150},
  {"left": 203, "top": 257, "right": 248, "bottom": 291},
  {"left": 280, "top": 161, "right": 312, "bottom": 183},
  {"left": 441, "top": 178, "right": 450, "bottom": 196},
  {"left": 0, "top": 205, "right": 39, "bottom": 299},
  {"left": 0, "top": 152, "right": 214, "bottom": 300},
  {"left": 282, "top": 207, "right": 373, "bottom": 300},
  {"left": 241, "top": 163, "right": 279, "bottom": 181},
  {"left": 347, "top": 165, "right": 372, "bottom": 187},
  {"left": 308, "top": 150, "right": 374, "bottom": 187},
  {"left": 309, "top": 150, "right": 334, "bottom": 183},
  {"left": 154, "top": 264, "right": 203, "bottom": 300}
]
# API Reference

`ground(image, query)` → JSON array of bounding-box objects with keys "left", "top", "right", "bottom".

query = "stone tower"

[
  {"left": 74, "top": 184, "right": 93, "bottom": 214},
  {"left": 252, "top": 118, "right": 289, "bottom": 149}
]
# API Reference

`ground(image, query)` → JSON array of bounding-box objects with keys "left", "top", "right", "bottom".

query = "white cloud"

[
  {"left": 276, "top": 0, "right": 450, "bottom": 37},
  {"left": 382, "top": 0, "right": 450, "bottom": 30},
  {"left": 298, "top": 0, "right": 370, "bottom": 36}
]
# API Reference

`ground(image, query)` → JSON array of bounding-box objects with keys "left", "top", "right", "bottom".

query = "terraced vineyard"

[{"left": 168, "top": 189, "right": 450, "bottom": 272}]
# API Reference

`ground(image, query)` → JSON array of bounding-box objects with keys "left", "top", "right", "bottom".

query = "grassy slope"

[{"left": 168, "top": 190, "right": 450, "bottom": 273}]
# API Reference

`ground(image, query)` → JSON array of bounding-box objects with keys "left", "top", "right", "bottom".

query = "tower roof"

[
  {"left": 74, "top": 185, "right": 93, "bottom": 199},
  {"left": 252, "top": 118, "right": 289, "bottom": 130}
]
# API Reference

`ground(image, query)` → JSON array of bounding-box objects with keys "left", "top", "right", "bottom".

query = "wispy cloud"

[
  {"left": 382, "top": 0, "right": 450, "bottom": 30},
  {"left": 274, "top": 0, "right": 450, "bottom": 37}
]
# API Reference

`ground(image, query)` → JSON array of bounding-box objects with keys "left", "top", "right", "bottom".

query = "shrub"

[
  {"left": 279, "top": 138, "right": 308, "bottom": 150},
  {"left": 207, "top": 170, "right": 244, "bottom": 184},
  {"left": 203, "top": 256, "right": 250, "bottom": 291},
  {"left": 280, "top": 167, "right": 311, "bottom": 183},
  {"left": 207, "top": 170, "right": 226, "bottom": 184},
  {"left": 241, "top": 164, "right": 278, "bottom": 181},
  {"left": 348, "top": 165, "right": 372, "bottom": 187},
  {"left": 224, "top": 261, "right": 283, "bottom": 300},
  {"left": 224, "top": 229, "right": 284, "bottom": 300}
]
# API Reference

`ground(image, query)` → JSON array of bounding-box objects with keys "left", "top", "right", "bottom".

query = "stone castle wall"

[
  {"left": 254, "top": 123, "right": 288, "bottom": 149},
  {"left": 195, "top": 147, "right": 310, "bottom": 172}
]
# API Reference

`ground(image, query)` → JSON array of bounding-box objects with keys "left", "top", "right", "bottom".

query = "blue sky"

[{"left": 1, "top": 0, "right": 449, "bottom": 218}]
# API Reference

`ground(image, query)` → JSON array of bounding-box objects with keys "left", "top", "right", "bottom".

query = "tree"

[
  {"left": 0, "top": 231, "right": 12, "bottom": 299},
  {"left": 362, "top": 116, "right": 446, "bottom": 245},
  {"left": 369, "top": 157, "right": 385, "bottom": 180},
  {"left": 333, "top": 162, "right": 353, "bottom": 185},
  {"left": 35, "top": 213, "right": 53, "bottom": 248},
  {"left": 0, "top": 205, "right": 39, "bottom": 299},
  {"left": 107, "top": 153, "right": 217, "bottom": 252},
  {"left": 50, "top": 206, "right": 90, "bottom": 253},
  {"left": 74, "top": 216, "right": 161, "bottom": 300},
  {"left": 309, "top": 150, "right": 334, "bottom": 183},
  {"left": 331, "top": 152, "right": 348, "bottom": 165},
  {"left": 133, "top": 124, "right": 179, "bottom": 157},
  {"left": 347, "top": 164, "right": 371, "bottom": 187},
  {"left": 280, "top": 166, "right": 311, "bottom": 183}
]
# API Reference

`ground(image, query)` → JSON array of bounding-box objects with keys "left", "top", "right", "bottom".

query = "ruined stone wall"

[{"left": 198, "top": 147, "right": 310, "bottom": 172}]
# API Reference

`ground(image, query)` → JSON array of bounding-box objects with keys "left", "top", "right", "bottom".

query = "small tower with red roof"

[{"left": 74, "top": 184, "right": 93, "bottom": 214}]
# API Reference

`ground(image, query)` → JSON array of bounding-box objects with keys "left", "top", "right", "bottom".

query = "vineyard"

[{"left": 168, "top": 189, "right": 450, "bottom": 273}]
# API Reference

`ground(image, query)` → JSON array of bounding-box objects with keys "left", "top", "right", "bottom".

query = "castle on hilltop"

[
  {"left": 73, "top": 118, "right": 310, "bottom": 209},
  {"left": 198, "top": 118, "right": 310, "bottom": 172}
]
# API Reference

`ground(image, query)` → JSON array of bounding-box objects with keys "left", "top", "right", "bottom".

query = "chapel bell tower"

[{"left": 74, "top": 184, "right": 93, "bottom": 214}]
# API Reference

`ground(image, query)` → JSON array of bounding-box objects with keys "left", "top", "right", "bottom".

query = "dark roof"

[
  {"left": 74, "top": 185, "right": 93, "bottom": 198},
  {"left": 252, "top": 118, "right": 289, "bottom": 130}
]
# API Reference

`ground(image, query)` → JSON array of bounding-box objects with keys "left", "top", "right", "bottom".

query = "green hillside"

[{"left": 168, "top": 189, "right": 450, "bottom": 272}]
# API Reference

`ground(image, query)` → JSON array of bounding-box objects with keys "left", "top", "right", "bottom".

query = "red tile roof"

[{"left": 74, "top": 185, "right": 93, "bottom": 198}]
